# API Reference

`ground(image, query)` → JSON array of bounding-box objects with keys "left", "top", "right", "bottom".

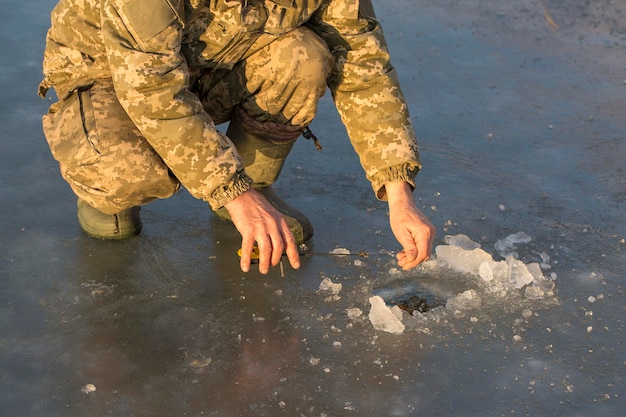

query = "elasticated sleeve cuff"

[
  {"left": 206, "top": 170, "right": 253, "bottom": 211},
  {"left": 371, "top": 162, "right": 421, "bottom": 201}
]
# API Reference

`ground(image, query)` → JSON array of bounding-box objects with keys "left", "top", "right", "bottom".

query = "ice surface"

[
  {"left": 368, "top": 296, "right": 405, "bottom": 334},
  {"left": 6, "top": 2, "right": 625, "bottom": 416}
]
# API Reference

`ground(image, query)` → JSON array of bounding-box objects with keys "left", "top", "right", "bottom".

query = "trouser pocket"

[{"left": 42, "top": 88, "right": 101, "bottom": 168}]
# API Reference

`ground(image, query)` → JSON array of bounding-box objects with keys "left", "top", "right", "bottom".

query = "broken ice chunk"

[
  {"left": 329, "top": 247, "right": 351, "bottom": 255},
  {"left": 390, "top": 305, "right": 403, "bottom": 321},
  {"left": 524, "top": 285, "right": 545, "bottom": 299},
  {"left": 494, "top": 232, "right": 532, "bottom": 258},
  {"left": 478, "top": 260, "right": 508, "bottom": 283},
  {"left": 368, "top": 296, "right": 405, "bottom": 334},
  {"left": 445, "top": 289, "right": 481, "bottom": 311},
  {"left": 528, "top": 264, "right": 555, "bottom": 296},
  {"left": 435, "top": 245, "right": 493, "bottom": 275},
  {"left": 445, "top": 234, "right": 482, "bottom": 250},
  {"left": 492, "top": 260, "right": 510, "bottom": 283},
  {"left": 319, "top": 277, "right": 342, "bottom": 295},
  {"left": 346, "top": 308, "right": 363, "bottom": 320},
  {"left": 539, "top": 252, "right": 552, "bottom": 270},
  {"left": 526, "top": 262, "right": 545, "bottom": 282},
  {"left": 479, "top": 262, "right": 494, "bottom": 282},
  {"left": 506, "top": 257, "right": 535, "bottom": 289},
  {"left": 81, "top": 384, "right": 96, "bottom": 394}
]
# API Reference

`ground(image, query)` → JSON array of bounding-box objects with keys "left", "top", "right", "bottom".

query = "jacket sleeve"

[
  {"left": 100, "top": 0, "right": 251, "bottom": 210},
  {"left": 307, "top": 0, "right": 421, "bottom": 200}
]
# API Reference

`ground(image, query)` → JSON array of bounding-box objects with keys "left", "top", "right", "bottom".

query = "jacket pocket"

[
  {"left": 121, "top": 0, "right": 181, "bottom": 42},
  {"left": 197, "top": 10, "right": 250, "bottom": 64},
  {"left": 263, "top": 1, "right": 310, "bottom": 35}
]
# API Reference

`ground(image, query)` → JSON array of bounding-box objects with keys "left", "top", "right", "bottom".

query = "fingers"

[
  {"left": 238, "top": 218, "right": 300, "bottom": 275},
  {"left": 239, "top": 235, "right": 255, "bottom": 273},
  {"left": 256, "top": 236, "right": 273, "bottom": 274},
  {"left": 396, "top": 248, "right": 417, "bottom": 271},
  {"left": 396, "top": 248, "right": 419, "bottom": 271},
  {"left": 385, "top": 182, "right": 436, "bottom": 270},
  {"left": 228, "top": 189, "right": 299, "bottom": 274},
  {"left": 256, "top": 221, "right": 300, "bottom": 274},
  {"left": 393, "top": 219, "right": 436, "bottom": 271},
  {"left": 282, "top": 227, "right": 301, "bottom": 270},
  {"left": 415, "top": 228, "right": 435, "bottom": 264},
  {"left": 396, "top": 244, "right": 431, "bottom": 271}
]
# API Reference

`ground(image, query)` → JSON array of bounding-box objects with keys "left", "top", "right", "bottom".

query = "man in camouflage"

[{"left": 40, "top": 0, "right": 435, "bottom": 273}]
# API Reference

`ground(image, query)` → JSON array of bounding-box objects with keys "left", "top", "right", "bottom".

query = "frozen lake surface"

[{"left": 1, "top": 0, "right": 624, "bottom": 416}]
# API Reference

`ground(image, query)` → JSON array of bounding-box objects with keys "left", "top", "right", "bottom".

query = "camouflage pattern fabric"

[
  {"left": 192, "top": 26, "right": 334, "bottom": 136},
  {"left": 40, "top": 0, "right": 421, "bottom": 212},
  {"left": 42, "top": 80, "right": 180, "bottom": 214}
]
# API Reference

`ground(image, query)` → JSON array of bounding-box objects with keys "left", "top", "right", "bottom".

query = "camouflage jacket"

[{"left": 40, "top": 0, "right": 421, "bottom": 209}]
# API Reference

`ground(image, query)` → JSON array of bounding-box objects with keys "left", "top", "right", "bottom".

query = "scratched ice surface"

[{"left": 1, "top": 1, "right": 624, "bottom": 416}]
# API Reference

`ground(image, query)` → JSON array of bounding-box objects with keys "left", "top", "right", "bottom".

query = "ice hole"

[{"left": 373, "top": 282, "right": 448, "bottom": 315}]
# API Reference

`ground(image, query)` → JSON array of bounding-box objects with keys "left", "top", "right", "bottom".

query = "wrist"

[
  {"left": 385, "top": 181, "right": 414, "bottom": 206},
  {"left": 224, "top": 188, "right": 257, "bottom": 212},
  {"left": 209, "top": 170, "right": 253, "bottom": 211}
]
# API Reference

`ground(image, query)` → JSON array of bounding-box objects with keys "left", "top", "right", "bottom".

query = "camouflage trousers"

[{"left": 42, "top": 27, "right": 333, "bottom": 214}]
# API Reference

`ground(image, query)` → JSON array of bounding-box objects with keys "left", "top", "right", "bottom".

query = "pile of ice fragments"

[{"left": 368, "top": 233, "right": 556, "bottom": 334}]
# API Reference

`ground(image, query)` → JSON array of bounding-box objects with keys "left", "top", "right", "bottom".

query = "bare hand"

[
  {"left": 386, "top": 182, "right": 436, "bottom": 270},
  {"left": 224, "top": 189, "right": 300, "bottom": 274}
]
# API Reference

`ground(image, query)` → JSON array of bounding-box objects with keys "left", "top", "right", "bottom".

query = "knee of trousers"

[
  {"left": 241, "top": 26, "right": 335, "bottom": 127},
  {"left": 280, "top": 26, "right": 335, "bottom": 87},
  {"left": 62, "top": 159, "right": 180, "bottom": 215}
]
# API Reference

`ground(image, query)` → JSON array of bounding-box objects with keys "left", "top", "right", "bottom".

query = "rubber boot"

[
  {"left": 77, "top": 198, "right": 142, "bottom": 239},
  {"left": 215, "top": 118, "right": 313, "bottom": 244}
]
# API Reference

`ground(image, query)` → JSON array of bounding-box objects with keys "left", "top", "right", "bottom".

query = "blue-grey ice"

[{"left": 2, "top": 1, "right": 624, "bottom": 416}]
